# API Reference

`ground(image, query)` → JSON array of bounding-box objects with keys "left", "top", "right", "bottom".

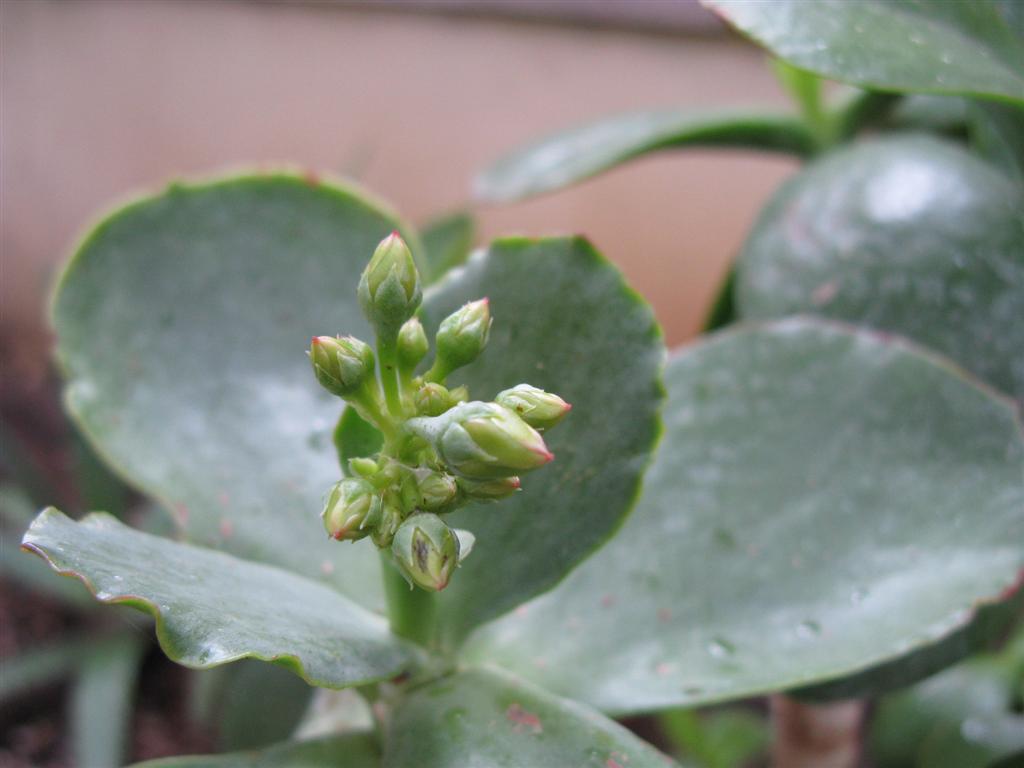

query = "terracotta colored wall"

[{"left": 1, "top": 0, "right": 798, "bottom": 379}]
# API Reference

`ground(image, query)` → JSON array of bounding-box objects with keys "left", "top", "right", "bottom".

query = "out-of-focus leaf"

[
  {"left": 419, "top": 237, "right": 664, "bottom": 648},
  {"left": 70, "top": 632, "right": 146, "bottom": 768},
  {"left": 659, "top": 708, "right": 769, "bottom": 768},
  {"left": 870, "top": 627, "right": 1024, "bottom": 768},
  {"left": 970, "top": 102, "right": 1024, "bottom": 186},
  {"left": 704, "top": 0, "right": 1024, "bottom": 104},
  {"left": 22, "top": 509, "right": 417, "bottom": 688},
  {"left": 735, "top": 135, "right": 1024, "bottom": 402},
  {"left": 187, "top": 660, "right": 314, "bottom": 751},
  {"left": 335, "top": 406, "right": 383, "bottom": 472},
  {"left": 475, "top": 110, "right": 816, "bottom": 202},
  {"left": 420, "top": 212, "right": 475, "bottom": 284},
  {"left": 382, "top": 666, "right": 682, "bottom": 768},
  {"left": 129, "top": 733, "right": 380, "bottom": 768},
  {"left": 464, "top": 319, "right": 1024, "bottom": 713},
  {"left": 0, "top": 638, "right": 87, "bottom": 702}
]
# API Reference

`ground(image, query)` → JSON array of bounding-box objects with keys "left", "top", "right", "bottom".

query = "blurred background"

[{"left": 1, "top": 1, "right": 797, "bottom": 765}]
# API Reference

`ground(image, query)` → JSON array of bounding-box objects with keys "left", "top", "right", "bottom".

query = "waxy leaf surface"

[
  {"left": 475, "top": 110, "right": 815, "bottom": 202},
  {"left": 130, "top": 734, "right": 380, "bottom": 768},
  {"left": 52, "top": 175, "right": 422, "bottom": 611},
  {"left": 22, "top": 509, "right": 416, "bottom": 688},
  {"left": 420, "top": 237, "right": 664, "bottom": 646},
  {"left": 704, "top": 0, "right": 1024, "bottom": 104},
  {"left": 735, "top": 136, "right": 1024, "bottom": 402},
  {"left": 383, "top": 667, "right": 681, "bottom": 768},
  {"left": 464, "top": 319, "right": 1024, "bottom": 713}
]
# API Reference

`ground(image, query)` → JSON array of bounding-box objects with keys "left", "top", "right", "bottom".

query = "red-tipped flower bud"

[{"left": 495, "top": 383, "right": 571, "bottom": 431}]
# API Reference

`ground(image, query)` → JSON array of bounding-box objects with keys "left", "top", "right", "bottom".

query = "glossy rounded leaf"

[
  {"left": 52, "top": 174, "right": 423, "bottom": 611},
  {"left": 382, "top": 667, "right": 682, "bottom": 768},
  {"left": 735, "top": 135, "right": 1024, "bottom": 402},
  {"left": 22, "top": 509, "right": 416, "bottom": 688},
  {"left": 475, "top": 110, "right": 816, "bottom": 202},
  {"left": 704, "top": 0, "right": 1024, "bottom": 104},
  {"left": 463, "top": 319, "right": 1024, "bottom": 714},
  {"left": 420, "top": 237, "right": 664, "bottom": 647}
]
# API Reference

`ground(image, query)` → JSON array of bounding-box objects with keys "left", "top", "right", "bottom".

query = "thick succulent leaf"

[
  {"left": 420, "top": 212, "right": 475, "bottom": 284},
  {"left": 419, "top": 237, "right": 664, "bottom": 647},
  {"left": 21, "top": 509, "right": 416, "bottom": 688},
  {"left": 704, "top": 0, "right": 1024, "bottom": 104},
  {"left": 463, "top": 319, "right": 1024, "bottom": 714},
  {"left": 735, "top": 135, "right": 1024, "bottom": 402},
  {"left": 474, "top": 110, "right": 816, "bottom": 202},
  {"left": 129, "top": 734, "right": 380, "bottom": 768},
  {"left": 71, "top": 632, "right": 145, "bottom": 768},
  {"left": 51, "top": 174, "right": 424, "bottom": 611},
  {"left": 382, "top": 666, "right": 681, "bottom": 768}
]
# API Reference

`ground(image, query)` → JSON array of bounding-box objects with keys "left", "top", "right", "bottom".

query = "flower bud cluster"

[{"left": 309, "top": 232, "right": 570, "bottom": 591}]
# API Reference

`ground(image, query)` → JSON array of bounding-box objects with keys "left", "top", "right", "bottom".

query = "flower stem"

[
  {"left": 377, "top": 334, "right": 404, "bottom": 418},
  {"left": 380, "top": 550, "right": 437, "bottom": 648}
]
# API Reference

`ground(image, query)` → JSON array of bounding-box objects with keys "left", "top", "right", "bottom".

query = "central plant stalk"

[{"left": 308, "top": 231, "right": 570, "bottom": 643}]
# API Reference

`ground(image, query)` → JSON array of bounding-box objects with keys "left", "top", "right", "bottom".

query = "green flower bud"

[
  {"left": 322, "top": 478, "right": 378, "bottom": 541},
  {"left": 310, "top": 335, "right": 375, "bottom": 398},
  {"left": 407, "top": 401, "right": 553, "bottom": 479},
  {"left": 495, "top": 384, "right": 571, "bottom": 431},
  {"left": 458, "top": 475, "right": 520, "bottom": 501},
  {"left": 348, "top": 457, "right": 379, "bottom": 479},
  {"left": 358, "top": 232, "right": 422, "bottom": 336},
  {"left": 432, "top": 299, "right": 491, "bottom": 378},
  {"left": 370, "top": 500, "right": 403, "bottom": 548},
  {"left": 415, "top": 382, "right": 456, "bottom": 417},
  {"left": 391, "top": 513, "right": 460, "bottom": 591},
  {"left": 449, "top": 385, "right": 469, "bottom": 403},
  {"left": 397, "top": 317, "right": 428, "bottom": 372},
  {"left": 417, "top": 470, "right": 458, "bottom": 510}
]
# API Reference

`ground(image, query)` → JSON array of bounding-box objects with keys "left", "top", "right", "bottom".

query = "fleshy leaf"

[
  {"left": 129, "top": 733, "right": 380, "bottom": 768},
  {"left": 704, "top": 0, "right": 1024, "bottom": 104},
  {"left": 22, "top": 509, "right": 417, "bottom": 688},
  {"left": 735, "top": 135, "right": 1024, "bottom": 402},
  {"left": 51, "top": 174, "right": 423, "bottom": 611},
  {"left": 474, "top": 110, "right": 815, "bottom": 202},
  {"left": 382, "top": 666, "right": 682, "bottom": 768},
  {"left": 420, "top": 237, "right": 664, "bottom": 647},
  {"left": 463, "top": 319, "right": 1024, "bottom": 713}
]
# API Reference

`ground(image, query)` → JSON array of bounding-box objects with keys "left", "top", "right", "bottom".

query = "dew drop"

[
  {"left": 850, "top": 587, "right": 868, "bottom": 605},
  {"left": 796, "top": 620, "right": 821, "bottom": 639},
  {"left": 706, "top": 637, "right": 736, "bottom": 659}
]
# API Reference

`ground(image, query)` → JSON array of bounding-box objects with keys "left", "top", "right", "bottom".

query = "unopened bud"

[
  {"left": 358, "top": 232, "right": 422, "bottom": 336},
  {"left": 391, "top": 513, "right": 460, "bottom": 591},
  {"left": 495, "top": 384, "right": 571, "bottom": 431},
  {"left": 322, "top": 478, "right": 378, "bottom": 541},
  {"left": 415, "top": 382, "right": 456, "bottom": 416},
  {"left": 310, "top": 335, "right": 375, "bottom": 399},
  {"left": 348, "top": 457, "right": 379, "bottom": 478},
  {"left": 417, "top": 470, "right": 458, "bottom": 510},
  {"left": 458, "top": 475, "right": 521, "bottom": 501},
  {"left": 397, "top": 317, "right": 429, "bottom": 373},
  {"left": 432, "top": 299, "right": 491, "bottom": 378},
  {"left": 407, "top": 401, "right": 553, "bottom": 479}
]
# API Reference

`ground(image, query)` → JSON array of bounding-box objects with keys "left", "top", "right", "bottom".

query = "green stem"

[
  {"left": 380, "top": 550, "right": 436, "bottom": 648},
  {"left": 377, "top": 334, "right": 404, "bottom": 418}
]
